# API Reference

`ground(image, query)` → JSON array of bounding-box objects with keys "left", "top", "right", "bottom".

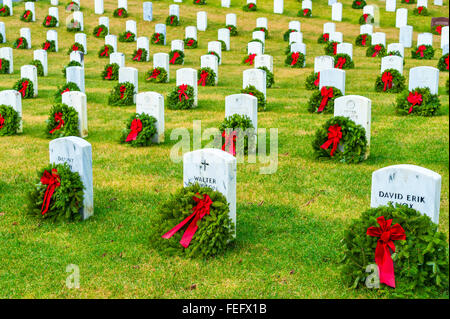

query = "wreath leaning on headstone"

[
  {"left": 67, "top": 19, "right": 82, "bottom": 32},
  {"left": 242, "top": 53, "right": 257, "bottom": 66},
  {"left": 325, "top": 41, "right": 339, "bottom": 55},
  {"left": 366, "top": 44, "right": 386, "bottom": 57},
  {"left": 283, "top": 29, "right": 297, "bottom": 42},
  {"left": 151, "top": 33, "right": 165, "bottom": 45},
  {"left": 30, "top": 60, "right": 44, "bottom": 77},
  {"left": 359, "top": 14, "right": 374, "bottom": 25},
  {"left": 285, "top": 51, "right": 305, "bottom": 68},
  {"left": 46, "top": 103, "right": 80, "bottom": 138},
  {"left": 219, "top": 114, "right": 256, "bottom": 156},
  {"left": 166, "top": 15, "right": 180, "bottom": 26},
  {"left": 43, "top": 15, "right": 58, "bottom": 27},
  {"left": 150, "top": 183, "right": 235, "bottom": 259},
  {"left": 93, "top": 24, "right": 108, "bottom": 38},
  {"left": 334, "top": 54, "right": 354, "bottom": 69},
  {"left": 98, "top": 44, "right": 114, "bottom": 58},
  {"left": 169, "top": 50, "right": 184, "bottom": 65},
  {"left": 184, "top": 38, "right": 198, "bottom": 49},
  {"left": 0, "top": 4, "right": 11, "bottom": 16},
  {"left": 413, "top": 6, "right": 429, "bottom": 16},
  {"left": 63, "top": 61, "right": 82, "bottom": 77},
  {"left": 411, "top": 45, "right": 435, "bottom": 60},
  {"left": 42, "top": 40, "right": 56, "bottom": 52},
  {"left": 401, "top": 0, "right": 416, "bottom": 3},
  {"left": 298, "top": 8, "right": 312, "bottom": 18},
  {"left": 312, "top": 116, "right": 368, "bottom": 163},
  {"left": 108, "top": 82, "right": 135, "bottom": 106},
  {"left": 197, "top": 67, "right": 216, "bottom": 87},
  {"left": 114, "top": 8, "right": 128, "bottom": 18},
  {"left": 307, "top": 86, "right": 343, "bottom": 114},
  {"left": 432, "top": 25, "right": 443, "bottom": 35},
  {"left": 20, "top": 10, "right": 33, "bottom": 22},
  {"left": 13, "top": 78, "right": 34, "bottom": 99},
  {"left": 66, "top": 1, "right": 80, "bottom": 12},
  {"left": 0, "top": 58, "right": 10, "bottom": 74},
  {"left": 27, "top": 163, "right": 84, "bottom": 222},
  {"left": 341, "top": 204, "right": 449, "bottom": 298},
  {"left": 243, "top": 2, "right": 257, "bottom": 11},
  {"left": 352, "top": 0, "right": 366, "bottom": 9},
  {"left": 375, "top": 69, "right": 406, "bottom": 93},
  {"left": 258, "top": 66, "right": 274, "bottom": 88},
  {"left": 253, "top": 27, "right": 269, "bottom": 38},
  {"left": 145, "top": 67, "right": 168, "bottom": 83},
  {"left": 0, "top": 105, "right": 21, "bottom": 136},
  {"left": 54, "top": 82, "right": 81, "bottom": 102},
  {"left": 386, "top": 51, "right": 405, "bottom": 65},
  {"left": 438, "top": 54, "right": 449, "bottom": 72},
  {"left": 120, "top": 113, "right": 158, "bottom": 147},
  {"left": 395, "top": 87, "right": 440, "bottom": 116},
  {"left": 355, "top": 33, "right": 371, "bottom": 47},
  {"left": 102, "top": 63, "right": 120, "bottom": 81},
  {"left": 193, "top": 0, "right": 206, "bottom": 5},
  {"left": 119, "top": 31, "right": 135, "bottom": 42},
  {"left": 207, "top": 51, "right": 221, "bottom": 64},
  {"left": 241, "top": 85, "right": 266, "bottom": 112},
  {"left": 67, "top": 42, "right": 85, "bottom": 55},
  {"left": 167, "top": 84, "right": 195, "bottom": 110},
  {"left": 305, "top": 72, "right": 320, "bottom": 90},
  {"left": 13, "top": 37, "right": 28, "bottom": 50},
  {"left": 226, "top": 25, "right": 238, "bottom": 36},
  {"left": 318, "top": 33, "right": 330, "bottom": 44},
  {"left": 132, "top": 48, "right": 148, "bottom": 62}
]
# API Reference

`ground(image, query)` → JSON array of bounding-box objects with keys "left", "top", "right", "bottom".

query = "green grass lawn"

[{"left": 0, "top": 0, "right": 448, "bottom": 298}]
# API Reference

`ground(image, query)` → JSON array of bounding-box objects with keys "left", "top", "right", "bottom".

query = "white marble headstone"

[
  {"left": 0, "top": 22, "right": 5, "bottom": 43},
  {"left": 61, "top": 91, "right": 88, "bottom": 138},
  {"left": 399, "top": 25, "right": 413, "bottom": 48},
  {"left": 24, "top": 2, "right": 36, "bottom": 22},
  {"left": 136, "top": 37, "right": 149, "bottom": 61},
  {"left": 441, "top": 26, "right": 449, "bottom": 50},
  {"left": 0, "top": 90, "right": 22, "bottom": 132},
  {"left": 171, "top": 39, "right": 184, "bottom": 52},
  {"left": 143, "top": 2, "right": 152, "bottom": 21},
  {"left": 225, "top": 94, "right": 258, "bottom": 132},
  {"left": 408, "top": 66, "right": 439, "bottom": 95},
  {"left": 274, "top": 0, "right": 284, "bottom": 14},
  {"left": 289, "top": 21, "right": 301, "bottom": 32},
  {"left": 331, "top": 2, "right": 342, "bottom": 22},
  {"left": 395, "top": 8, "right": 407, "bottom": 28},
  {"left": 201, "top": 54, "right": 219, "bottom": 85},
  {"left": 176, "top": 68, "right": 198, "bottom": 107},
  {"left": 218, "top": 28, "right": 231, "bottom": 51},
  {"left": 243, "top": 68, "right": 266, "bottom": 98},
  {"left": 33, "top": 50, "right": 48, "bottom": 76},
  {"left": 110, "top": 52, "right": 125, "bottom": 67},
  {"left": 47, "top": 30, "right": 58, "bottom": 52},
  {"left": 319, "top": 68, "right": 345, "bottom": 94},
  {"left": 386, "top": 0, "right": 396, "bottom": 12},
  {"left": 336, "top": 43, "right": 353, "bottom": 59},
  {"left": 136, "top": 92, "right": 165, "bottom": 143},
  {"left": 20, "top": 65, "right": 38, "bottom": 97},
  {"left": 381, "top": 55, "right": 403, "bottom": 74},
  {"left": 314, "top": 56, "right": 335, "bottom": 73},
  {"left": 387, "top": 43, "right": 404, "bottom": 57},
  {"left": 66, "top": 66, "right": 85, "bottom": 93},
  {"left": 323, "top": 22, "right": 335, "bottom": 35},
  {"left": 248, "top": 41, "right": 263, "bottom": 56},
  {"left": 254, "top": 54, "right": 273, "bottom": 73},
  {"left": 126, "top": 20, "right": 137, "bottom": 35},
  {"left": 95, "top": 0, "right": 104, "bottom": 14},
  {"left": 208, "top": 41, "right": 222, "bottom": 65},
  {"left": 105, "top": 35, "right": 117, "bottom": 52},
  {"left": 417, "top": 33, "right": 433, "bottom": 46},
  {"left": 226, "top": 13, "right": 236, "bottom": 27},
  {"left": 197, "top": 11, "right": 207, "bottom": 32},
  {"left": 0, "top": 47, "right": 13, "bottom": 74},
  {"left": 119, "top": 67, "right": 138, "bottom": 95},
  {"left": 75, "top": 33, "right": 87, "bottom": 54},
  {"left": 360, "top": 24, "right": 373, "bottom": 35},
  {"left": 153, "top": 53, "right": 170, "bottom": 82},
  {"left": 20, "top": 28, "right": 31, "bottom": 49}
]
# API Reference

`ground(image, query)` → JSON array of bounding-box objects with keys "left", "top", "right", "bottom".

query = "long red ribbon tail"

[{"left": 170, "top": 52, "right": 180, "bottom": 64}]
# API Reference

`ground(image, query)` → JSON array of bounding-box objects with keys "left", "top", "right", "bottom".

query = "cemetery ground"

[{"left": 0, "top": 0, "right": 448, "bottom": 298}]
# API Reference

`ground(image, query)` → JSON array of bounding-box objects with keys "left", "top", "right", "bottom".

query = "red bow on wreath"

[
  {"left": 356, "top": 1, "right": 361, "bottom": 5},
  {"left": 318, "top": 87, "right": 333, "bottom": 112},
  {"left": 187, "top": 39, "right": 195, "bottom": 46},
  {"left": 323, "top": 33, "right": 329, "bottom": 42},
  {"left": 333, "top": 42, "right": 338, "bottom": 55},
  {"left": 125, "top": 32, "right": 132, "bottom": 39},
  {"left": 436, "top": 25, "right": 442, "bottom": 35},
  {"left": 416, "top": 45, "right": 426, "bottom": 58},
  {"left": 320, "top": 124, "right": 342, "bottom": 156},
  {"left": 335, "top": 57, "right": 346, "bottom": 69},
  {"left": 198, "top": 71, "right": 209, "bottom": 86},
  {"left": 162, "top": 193, "right": 213, "bottom": 248},
  {"left": 43, "top": 42, "right": 51, "bottom": 50},
  {"left": 104, "top": 66, "right": 113, "bottom": 80},
  {"left": 367, "top": 216, "right": 406, "bottom": 288},
  {"left": 133, "top": 49, "right": 143, "bottom": 61},
  {"left": 147, "top": 68, "right": 160, "bottom": 80},
  {"left": 0, "top": 59, "right": 3, "bottom": 71},
  {"left": 249, "top": 3, "right": 255, "bottom": 8},
  {"left": 16, "top": 38, "right": 24, "bottom": 49},
  {"left": 170, "top": 51, "right": 180, "bottom": 64},
  {"left": 407, "top": 91, "right": 422, "bottom": 113},
  {"left": 0, "top": 8, "right": 5, "bottom": 13},
  {"left": 303, "top": 9, "right": 309, "bottom": 16},
  {"left": 361, "top": 34, "right": 367, "bottom": 46},
  {"left": 178, "top": 84, "right": 189, "bottom": 102},
  {"left": 125, "top": 118, "right": 143, "bottom": 142},
  {"left": 446, "top": 56, "right": 449, "bottom": 70},
  {"left": 45, "top": 16, "right": 52, "bottom": 26},
  {"left": 0, "top": 114, "right": 4, "bottom": 129},
  {"left": 118, "top": 9, "right": 124, "bottom": 16},
  {"left": 23, "top": 11, "right": 30, "bottom": 19},
  {"left": 154, "top": 33, "right": 161, "bottom": 43},
  {"left": 418, "top": 6, "right": 424, "bottom": 14},
  {"left": 96, "top": 27, "right": 103, "bottom": 37},
  {"left": 363, "top": 14, "right": 369, "bottom": 23},
  {"left": 170, "top": 16, "right": 175, "bottom": 24},
  {"left": 18, "top": 80, "right": 29, "bottom": 98},
  {"left": 72, "top": 44, "right": 79, "bottom": 51},
  {"left": 291, "top": 52, "right": 300, "bottom": 66},
  {"left": 382, "top": 72, "right": 393, "bottom": 91},
  {"left": 222, "top": 130, "right": 237, "bottom": 156},
  {"left": 314, "top": 72, "right": 320, "bottom": 87},
  {"left": 245, "top": 53, "right": 257, "bottom": 65},
  {"left": 372, "top": 45, "right": 382, "bottom": 57},
  {"left": 40, "top": 169, "right": 61, "bottom": 215},
  {"left": 61, "top": 88, "right": 70, "bottom": 95},
  {"left": 49, "top": 112, "right": 64, "bottom": 134},
  {"left": 119, "top": 85, "right": 126, "bottom": 99},
  {"left": 100, "top": 46, "right": 110, "bottom": 56}
]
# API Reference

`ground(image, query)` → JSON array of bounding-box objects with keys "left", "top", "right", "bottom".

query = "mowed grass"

[{"left": 0, "top": 0, "right": 448, "bottom": 299}]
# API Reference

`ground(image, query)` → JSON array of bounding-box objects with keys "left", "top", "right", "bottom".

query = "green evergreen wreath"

[
  {"left": 386, "top": 50, "right": 404, "bottom": 60},
  {"left": 285, "top": 52, "right": 305, "bottom": 68},
  {"left": 167, "top": 84, "right": 195, "bottom": 110},
  {"left": 63, "top": 61, "right": 82, "bottom": 77},
  {"left": 219, "top": 114, "right": 256, "bottom": 155},
  {"left": 108, "top": 82, "right": 135, "bottom": 106},
  {"left": 243, "top": 3, "right": 257, "bottom": 11},
  {"left": 298, "top": 8, "right": 312, "bottom": 18},
  {"left": 241, "top": 85, "right": 266, "bottom": 111},
  {"left": 54, "top": 82, "right": 81, "bottom": 102},
  {"left": 67, "top": 19, "right": 82, "bottom": 32},
  {"left": 218, "top": 40, "right": 227, "bottom": 51},
  {"left": 258, "top": 66, "right": 274, "bottom": 88},
  {"left": 0, "top": 105, "right": 21, "bottom": 136},
  {"left": 0, "top": 58, "right": 10, "bottom": 74},
  {"left": 318, "top": 33, "right": 330, "bottom": 44},
  {"left": 98, "top": 44, "right": 114, "bottom": 58},
  {"left": 151, "top": 33, "right": 165, "bottom": 45},
  {"left": 438, "top": 54, "right": 449, "bottom": 72},
  {"left": 13, "top": 37, "right": 28, "bottom": 49},
  {"left": 325, "top": 41, "right": 339, "bottom": 55},
  {"left": 27, "top": 163, "right": 84, "bottom": 222},
  {"left": 253, "top": 27, "right": 268, "bottom": 38},
  {"left": 169, "top": 50, "right": 184, "bottom": 65},
  {"left": 207, "top": 51, "right": 221, "bottom": 64},
  {"left": 42, "top": 15, "right": 58, "bottom": 27},
  {"left": 366, "top": 44, "right": 386, "bottom": 58},
  {"left": 413, "top": 6, "right": 429, "bottom": 16},
  {"left": 312, "top": 116, "right": 368, "bottom": 163},
  {"left": 119, "top": 31, "right": 136, "bottom": 42},
  {"left": 432, "top": 25, "right": 444, "bottom": 36},
  {"left": 67, "top": 42, "right": 85, "bottom": 55},
  {"left": 341, "top": 204, "right": 449, "bottom": 298},
  {"left": 13, "top": 78, "right": 34, "bottom": 99},
  {"left": 120, "top": 113, "right": 157, "bottom": 147},
  {"left": 30, "top": 60, "right": 44, "bottom": 77},
  {"left": 0, "top": 33, "right": 3, "bottom": 44},
  {"left": 0, "top": 4, "right": 11, "bottom": 16},
  {"left": 249, "top": 38, "right": 264, "bottom": 51},
  {"left": 145, "top": 67, "right": 168, "bottom": 83},
  {"left": 102, "top": 63, "right": 120, "bottom": 81},
  {"left": 375, "top": 69, "right": 406, "bottom": 93},
  {"left": 334, "top": 53, "right": 354, "bottom": 69},
  {"left": 395, "top": 88, "right": 440, "bottom": 116},
  {"left": 359, "top": 14, "right": 374, "bottom": 25},
  {"left": 114, "top": 8, "right": 128, "bottom": 18},
  {"left": 305, "top": 72, "right": 319, "bottom": 90},
  {"left": 193, "top": 0, "right": 206, "bottom": 4},
  {"left": 226, "top": 25, "right": 238, "bottom": 36},
  {"left": 355, "top": 33, "right": 372, "bottom": 47},
  {"left": 307, "top": 86, "right": 343, "bottom": 114},
  {"left": 184, "top": 38, "right": 198, "bottom": 49},
  {"left": 93, "top": 24, "right": 108, "bottom": 38},
  {"left": 42, "top": 40, "right": 56, "bottom": 52},
  {"left": 401, "top": 0, "right": 415, "bottom": 3},
  {"left": 411, "top": 45, "right": 435, "bottom": 59},
  {"left": 66, "top": 1, "right": 80, "bottom": 12},
  {"left": 150, "top": 183, "right": 234, "bottom": 259},
  {"left": 20, "top": 10, "right": 33, "bottom": 22},
  {"left": 283, "top": 29, "right": 297, "bottom": 42},
  {"left": 46, "top": 103, "right": 80, "bottom": 138},
  {"left": 242, "top": 53, "right": 257, "bottom": 65},
  {"left": 197, "top": 67, "right": 216, "bottom": 87},
  {"left": 352, "top": 0, "right": 366, "bottom": 9},
  {"left": 132, "top": 48, "right": 148, "bottom": 62},
  {"left": 166, "top": 15, "right": 180, "bottom": 26}
]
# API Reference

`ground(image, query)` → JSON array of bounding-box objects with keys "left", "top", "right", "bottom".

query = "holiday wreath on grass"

[
  {"left": 285, "top": 51, "right": 305, "bottom": 68},
  {"left": 283, "top": 29, "right": 297, "bottom": 42},
  {"left": 20, "top": 10, "right": 33, "bottom": 22},
  {"left": 366, "top": 44, "right": 386, "bottom": 58},
  {"left": 307, "top": 86, "right": 343, "bottom": 113},
  {"left": 93, "top": 25, "right": 108, "bottom": 38},
  {"left": 334, "top": 54, "right": 354, "bottom": 69},
  {"left": 151, "top": 33, "right": 165, "bottom": 45},
  {"left": 226, "top": 25, "right": 238, "bottom": 36},
  {"left": 114, "top": 8, "right": 128, "bottom": 18},
  {"left": 43, "top": 15, "right": 58, "bottom": 27},
  {"left": 66, "top": 19, "right": 82, "bottom": 32},
  {"left": 169, "top": 50, "right": 184, "bottom": 65},
  {"left": 98, "top": 44, "right": 114, "bottom": 58},
  {"left": 0, "top": 58, "right": 10, "bottom": 74},
  {"left": 298, "top": 8, "right": 312, "bottom": 18},
  {"left": 375, "top": 69, "right": 406, "bottom": 93},
  {"left": 305, "top": 72, "right": 320, "bottom": 90},
  {"left": 243, "top": 2, "right": 257, "bottom": 11},
  {"left": 145, "top": 67, "right": 168, "bottom": 83},
  {"left": 242, "top": 53, "right": 257, "bottom": 66},
  {"left": 13, "top": 78, "right": 34, "bottom": 99},
  {"left": 30, "top": 60, "right": 44, "bottom": 76},
  {"left": 42, "top": 40, "right": 56, "bottom": 52},
  {"left": 67, "top": 42, "right": 84, "bottom": 55},
  {"left": 102, "top": 63, "right": 120, "bottom": 81},
  {"left": 258, "top": 66, "right": 274, "bottom": 88},
  {"left": 46, "top": 103, "right": 80, "bottom": 138},
  {"left": 413, "top": 6, "right": 429, "bottom": 16},
  {"left": 54, "top": 82, "right": 81, "bottom": 102},
  {"left": 341, "top": 204, "right": 449, "bottom": 298},
  {"left": 241, "top": 85, "right": 266, "bottom": 111},
  {"left": 438, "top": 54, "right": 449, "bottom": 72},
  {"left": 14, "top": 37, "right": 28, "bottom": 49},
  {"left": 66, "top": 1, "right": 80, "bottom": 12},
  {"left": 150, "top": 183, "right": 234, "bottom": 259},
  {"left": 197, "top": 67, "right": 216, "bottom": 87},
  {"left": 318, "top": 33, "right": 330, "bottom": 44},
  {"left": 27, "top": 163, "right": 84, "bottom": 222},
  {"left": 166, "top": 15, "right": 180, "bottom": 26},
  {"left": 0, "top": 4, "right": 11, "bottom": 16},
  {"left": 395, "top": 88, "right": 440, "bottom": 116},
  {"left": 0, "top": 105, "right": 21, "bottom": 136},
  {"left": 120, "top": 113, "right": 157, "bottom": 147},
  {"left": 355, "top": 33, "right": 371, "bottom": 47},
  {"left": 167, "top": 84, "right": 195, "bottom": 110},
  {"left": 359, "top": 14, "right": 374, "bottom": 25},
  {"left": 411, "top": 45, "right": 435, "bottom": 59},
  {"left": 432, "top": 25, "right": 443, "bottom": 35},
  {"left": 184, "top": 38, "right": 198, "bottom": 49},
  {"left": 219, "top": 114, "right": 256, "bottom": 156},
  {"left": 132, "top": 48, "right": 148, "bottom": 62},
  {"left": 325, "top": 41, "right": 339, "bottom": 55},
  {"left": 108, "top": 82, "right": 135, "bottom": 106},
  {"left": 401, "top": 0, "right": 415, "bottom": 3},
  {"left": 312, "top": 116, "right": 368, "bottom": 163},
  {"left": 63, "top": 61, "right": 82, "bottom": 77},
  {"left": 193, "top": 0, "right": 206, "bottom": 4},
  {"left": 119, "top": 31, "right": 136, "bottom": 42},
  {"left": 352, "top": 0, "right": 366, "bottom": 9}
]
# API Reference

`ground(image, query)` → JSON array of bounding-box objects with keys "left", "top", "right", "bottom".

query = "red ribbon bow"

[
  {"left": 18, "top": 80, "right": 29, "bottom": 97},
  {"left": 170, "top": 16, "right": 175, "bottom": 24},
  {"left": 96, "top": 27, "right": 103, "bottom": 37},
  {"left": 100, "top": 46, "right": 110, "bottom": 57},
  {"left": 40, "top": 169, "right": 61, "bottom": 215},
  {"left": 407, "top": 92, "right": 422, "bottom": 113},
  {"left": 0, "top": 59, "right": 2, "bottom": 71},
  {"left": 320, "top": 124, "right": 342, "bottom": 156},
  {"left": 291, "top": 52, "right": 300, "bottom": 66},
  {"left": 372, "top": 45, "right": 382, "bottom": 57},
  {"left": 104, "top": 66, "right": 113, "bottom": 80},
  {"left": 61, "top": 88, "right": 70, "bottom": 95},
  {"left": 356, "top": 1, "right": 361, "bottom": 5},
  {"left": 335, "top": 57, "right": 346, "bottom": 69},
  {"left": 367, "top": 216, "right": 406, "bottom": 288},
  {"left": 178, "top": 84, "right": 189, "bottom": 102},
  {"left": 416, "top": 45, "right": 426, "bottom": 57},
  {"left": 72, "top": 44, "right": 79, "bottom": 51},
  {"left": 187, "top": 39, "right": 195, "bottom": 46},
  {"left": 125, "top": 32, "right": 132, "bottom": 39},
  {"left": 323, "top": 33, "right": 329, "bottom": 42},
  {"left": 363, "top": 13, "right": 369, "bottom": 23},
  {"left": 147, "top": 68, "right": 160, "bottom": 80},
  {"left": 43, "top": 41, "right": 51, "bottom": 50},
  {"left": 0, "top": 113, "right": 4, "bottom": 129},
  {"left": 170, "top": 51, "right": 180, "bottom": 64},
  {"left": 119, "top": 85, "right": 126, "bottom": 99},
  {"left": 303, "top": 9, "right": 309, "bottom": 16},
  {"left": 314, "top": 72, "right": 320, "bottom": 87},
  {"left": 222, "top": 130, "right": 237, "bottom": 156},
  {"left": 17, "top": 38, "right": 24, "bottom": 49},
  {"left": 133, "top": 49, "right": 143, "bottom": 61},
  {"left": 445, "top": 56, "right": 449, "bottom": 70},
  {"left": 118, "top": 9, "right": 123, "bottom": 16},
  {"left": 361, "top": 34, "right": 367, "bottom": 46},
  {"left": 154, "top": 33, "right": 160, "bottom": 43},
  {"left": 23, "top": 11, "right": 30, "bottom": 19},
  {"left": 382, "top": 72, "right": 393, "bottom": 91},
  {"left": 318, "top": 87, "right": 333, "bottom": 112},
  {"left": 333, "top": 42, "right": 338, "bottom": 55},
  {"left": 49, "top": 112, "right": 64, "bottom": 134},
  {"left": 45, "top": 16, "right": 52, "bottom": 26},
  {"left": 418, "top": 6, "right": 424, "bottom": 14},
  {"left": 249, "top": 3, "right": 255, "bottom": 8},
  {"left": 0, "top": 8, "right": 5, "bottom": 13},
  {"left": 162, "top": 193, "right": 213, "bottom": 248},
  {"left": 125, "top": 118, "right": 143, "bottom": 142},
  {"left": 198, "top": 71, "right": 209, "bottom": 86},
  {"left": 245, "top": 53, "right": 257, "bottom": 65},
  {"left": 436, "top": 25, "right": 442, "bottom": 35}
]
